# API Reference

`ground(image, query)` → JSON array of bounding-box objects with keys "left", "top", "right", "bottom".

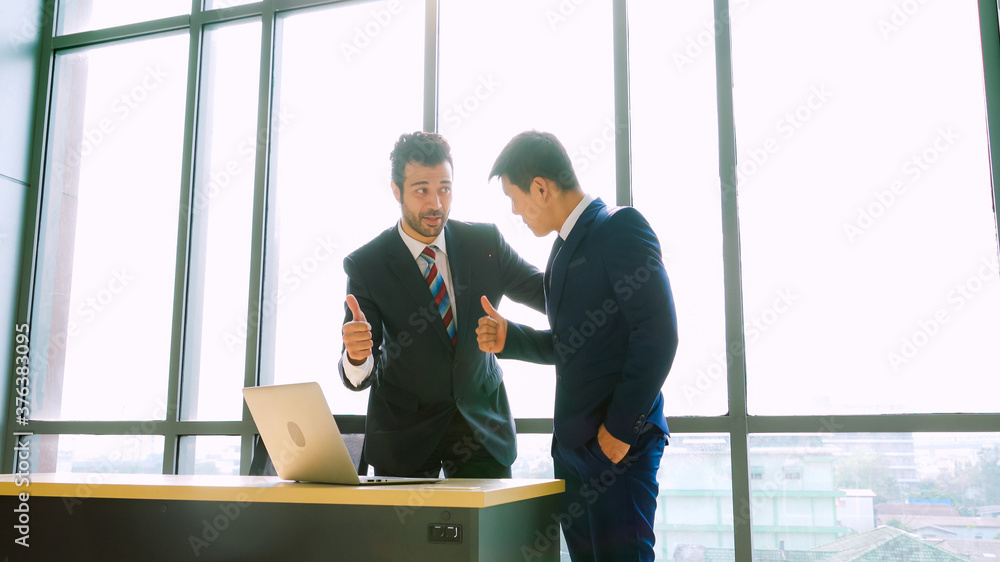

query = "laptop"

[{"left": 243, "top": 382, "right": 443, "bottom": 486}]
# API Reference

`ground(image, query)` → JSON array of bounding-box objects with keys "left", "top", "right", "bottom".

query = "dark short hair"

[
  {"left": 489, "top": 130, "right": 580, "bottom": 194},
  {"left": 390, "top": 131, "right": 453, "bottom": 188}
]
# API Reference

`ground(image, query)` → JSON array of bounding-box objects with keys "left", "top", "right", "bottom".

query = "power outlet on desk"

[{"left": 428, "top": 524, "right": 462, "bottom": 543}]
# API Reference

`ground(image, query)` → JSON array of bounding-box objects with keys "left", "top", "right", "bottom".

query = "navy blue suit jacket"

[
  {"left": 338, "top": 221, "right": 544, "bottom": 475},
  {"left": 501, "top": 199, "right": 678, "bottom": 449}
]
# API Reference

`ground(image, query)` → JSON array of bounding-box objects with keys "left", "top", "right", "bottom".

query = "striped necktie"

[{"left": 419, "top": 245, "right": 457, "bottom": 346}]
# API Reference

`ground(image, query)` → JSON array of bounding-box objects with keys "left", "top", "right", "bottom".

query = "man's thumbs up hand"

[
  {"left": 476, "top": 296, "right": 508, "bottom": 354},
  {"left": 343, "top": 294, "right": 372, "bottom": 365},
  {"left": 347, "top": 294, "right": 366, "bottom": 322}
]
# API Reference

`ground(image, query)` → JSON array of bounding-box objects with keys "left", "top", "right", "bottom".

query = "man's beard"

[{"left": 403, "top": 206, "right": 447, "bottom": 239}]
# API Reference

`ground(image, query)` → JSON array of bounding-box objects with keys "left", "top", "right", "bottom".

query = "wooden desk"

[{"left": 0, "top": 473, "right": 564, "bottom": 561}]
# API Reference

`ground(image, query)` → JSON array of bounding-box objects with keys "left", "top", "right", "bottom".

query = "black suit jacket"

[
  {"left": 338, "top": 220, "right": 544, "bottom": 475},
  {"left": 501, "top": 199, "right": 679, "bottom": 449}
]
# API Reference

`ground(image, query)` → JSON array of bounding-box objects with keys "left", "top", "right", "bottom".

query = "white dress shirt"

[{"left": 558, "top": 193, "right": 595, "bottom": 241}]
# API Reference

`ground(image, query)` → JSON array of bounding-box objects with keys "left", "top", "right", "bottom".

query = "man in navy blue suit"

[
  {"left": 339, "top": 132, "right": 545, "bottom": 478},
  {"left": 477, "top": 131, "right": 678, "bottom": 561}
]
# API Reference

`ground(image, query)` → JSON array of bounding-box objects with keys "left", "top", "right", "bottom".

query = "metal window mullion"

[
  {"left": 200, "top": 2, "right": 265, "bottom": 25},
  {"left": 978, "top": 0, "right": 1000, "bottom": 255},
  {"left": 423, "top": 0, "right": 439, "bottom": 132},
  {"left": 274, "top": 0, "right": 353, "bottom": 12},
  {"left": 2, "top": 0, "right": 58, "bottom": 473},
  {"left": 512, "top": 417, "right": 726, "bottom": 436},
  {"left": 748, "top": 413, "right": 1000, "bottom": 434},
  {"left": 24, "top": 420, "right": 254, "bottom": 435},
  {"left": 47, "top": 4, "right": 269, "bottom": 52},
  {"left": 240, "top": 0, "right": 278, "bottom": 475},
  {"left": 711, "top": 0, "right": 752, "bottom": 560},
  {"left": 613, "top": 0, "right": 631, "bottom": 207},
  {"left": 518, "top": 412, "right": 1000, "bottom": 436},
  {"left": 24, "top": 412, "right": 1000, "bottom": 440},
  {"left": 162, "top": 0, "right": 208, "bottom": 475},
  {"left": 50, "top": 15, "right": 191, "bottom": 51},
  {"left": 514, "top": 418, "right": 555, "bottom": 434}
]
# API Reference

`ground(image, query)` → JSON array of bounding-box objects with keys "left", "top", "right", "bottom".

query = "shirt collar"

[
  {"left": 397, "top": 220, "right": 448, "bottom": 260},
  {"left": 558, "top": 193, "right": 595, "bottom": 240}
]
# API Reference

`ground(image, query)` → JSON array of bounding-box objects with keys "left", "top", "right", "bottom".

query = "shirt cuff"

[{"left": 342, "top": 350, "right": 373, "bottom": 387}]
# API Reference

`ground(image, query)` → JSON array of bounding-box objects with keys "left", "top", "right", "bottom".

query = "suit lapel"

[
  {"left": 384, "top": 229, "right": 431, "bottom": 311},
  {"left": 384, "top": 227, "right": 454, "bottom": 351},
  {"left": 444, "top": 224, "right": 471, "bottom": 348},
  {"left": 548, "top": 199, "right": 605, "bottom": 328},
  {"left": 385, "top": 224, "right": 451, "bottom": 347}
]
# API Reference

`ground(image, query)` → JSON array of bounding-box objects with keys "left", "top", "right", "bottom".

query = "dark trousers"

[
  {"left": 552, "top": 427, "right": 666, "bottom": 562},
  {"left": 374, "top": 412, "right": 512, "bottom": 479}
]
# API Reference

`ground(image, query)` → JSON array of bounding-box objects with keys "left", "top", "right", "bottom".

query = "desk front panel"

[{"left": 0, "top": 475, "right": 564, "bottom": 561}]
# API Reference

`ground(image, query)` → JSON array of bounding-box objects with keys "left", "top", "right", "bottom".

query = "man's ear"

[
  {"left": 530, "top": 177, "right": 551, "bottom": 203},
  {"left": 391, "top": 182, "right": 402, "bottom": 204}
]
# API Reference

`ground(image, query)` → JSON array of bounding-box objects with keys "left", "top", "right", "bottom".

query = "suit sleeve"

[
  {"left": 338, "top": 255, "right": 384, "bottom": 391},
  {"left": 493, "top": 225, "right": 546, "bottom": 314},
  {"left": 499, "top": 320, "right": 556, "bottom": 365},
  {"left": 601, "top": 209, "right": 679, "bottom": 444}
]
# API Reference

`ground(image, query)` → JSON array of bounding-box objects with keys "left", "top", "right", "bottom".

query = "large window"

[
  {"left": 6, "top": 1, "right": 999, "bottom": 560},
  {"left": 439, "top": 0, "right": 616, "bottom": 418},
  {"left": 182, "top": 18, "right": 262, "bottom": 422},
  {"left": 33, "top": 31, "right": 189, "bottom": 425},
  {"left": 743, "top": 433, "right": 1000, "bottom": 557},
  {"left": 629, "top": 0, "right": 727, "bottom": 417},
  {"left": 265, "top": 0, "right": 424, "bottom": 415},
  {"left": 57, "top": 0, "right": 190, "bottom": 35},
  {"left": 731, "top": 0, "right": 1000, "bottom": 416}
]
